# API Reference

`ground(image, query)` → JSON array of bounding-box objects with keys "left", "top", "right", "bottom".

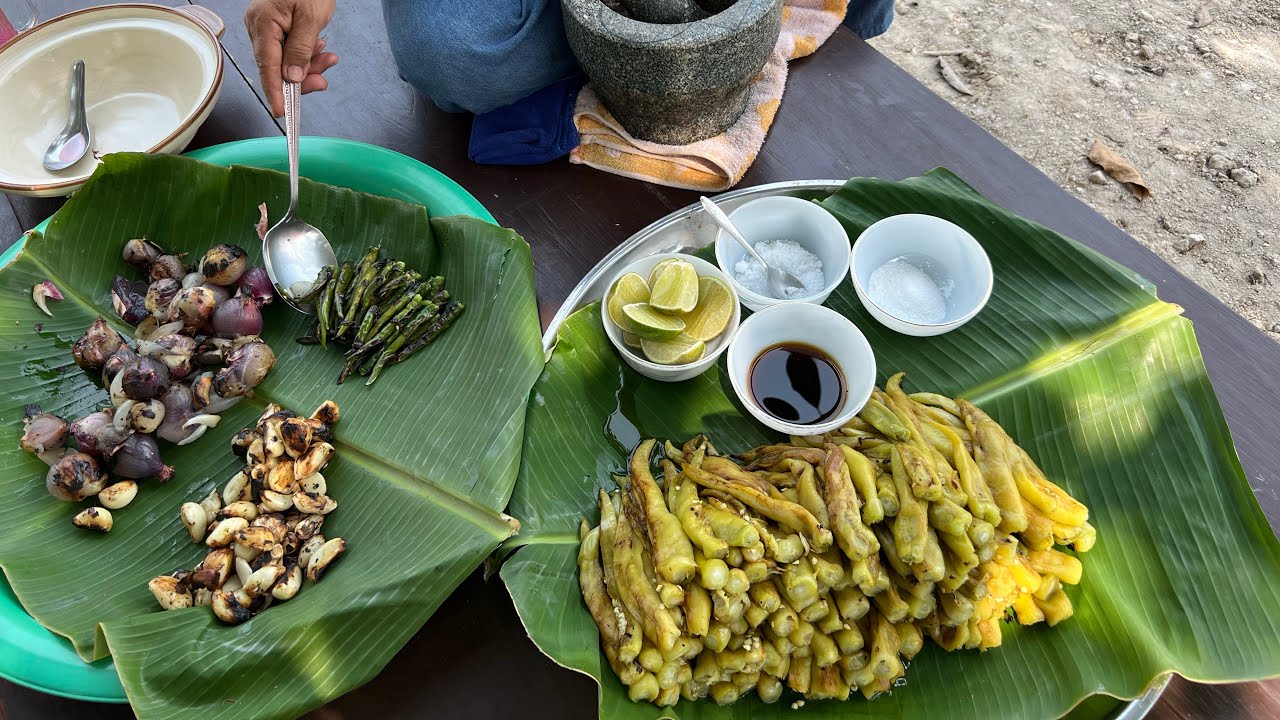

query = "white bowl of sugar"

[
  {"left": 849, "top": 214, "right": 993, "bottom": 337},
  {"left": 713, "top": 196, "right": 851, "bottom": 313}
]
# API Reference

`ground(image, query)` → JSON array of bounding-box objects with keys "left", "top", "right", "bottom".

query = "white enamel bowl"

[
  {"left": 726, "top": 302, "right": 876, "bottom": 436},
  {"left": 849, "top": 213, "right": 994, "bottom": 337},
  {"left": 0, "top": 4, "right": 224, "bottom": 197},
  {"left": 601, "top": 253, "right": 741, "bottom": 383}
]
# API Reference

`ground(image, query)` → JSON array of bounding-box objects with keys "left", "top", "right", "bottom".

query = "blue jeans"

[{"left": 382, "top": 0, "right": 895, "bottom": 115}]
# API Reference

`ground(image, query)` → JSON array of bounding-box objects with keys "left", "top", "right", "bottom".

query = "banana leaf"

[
  {"left": 0, "top": 153, "right": 544, "bottom": 718},
  {"left": 502, "top": 169, "right": 1280, "bottom": 719}
]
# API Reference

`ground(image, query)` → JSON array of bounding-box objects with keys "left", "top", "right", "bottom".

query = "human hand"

[{"left": 245, "top": 0, "right": 339, "bottom": 117}]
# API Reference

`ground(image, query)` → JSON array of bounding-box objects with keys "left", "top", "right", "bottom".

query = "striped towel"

[{"left": 570, "top": 0, "right": 848, "bottom": 191}]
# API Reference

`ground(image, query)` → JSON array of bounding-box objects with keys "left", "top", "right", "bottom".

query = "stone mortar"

[{"left": 563, "top": 0, "right": 783, "bottom": 145}]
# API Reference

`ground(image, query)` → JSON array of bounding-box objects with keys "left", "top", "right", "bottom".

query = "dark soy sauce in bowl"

[{"left": 748, "top": 343, "right": 846, "bottom": 426}]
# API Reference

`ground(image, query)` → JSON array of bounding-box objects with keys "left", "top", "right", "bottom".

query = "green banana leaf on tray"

[
  {"left": 502, "top": 169, "right": 1280, "bottom": 719},
  {"left": 0, "top": 153, "right": 545, "bottom": 719}
]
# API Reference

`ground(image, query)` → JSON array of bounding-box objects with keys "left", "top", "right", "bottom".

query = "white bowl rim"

[
  {"left": 715, "top": 195, "right": 851, "bottom": 305},
  {"left": 602, "top": 253, "right": 741, "bottom": 372},
  {"left": 726, "top": 302, "right": 877, "bottom": 436},
  {"left": 849, "top": 213, "right": 994, "bottom": 329},
  {"left": 0, "top": 3, "right": 225, "bottom": 195}
]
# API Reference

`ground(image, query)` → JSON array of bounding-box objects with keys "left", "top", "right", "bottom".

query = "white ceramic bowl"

[
  {"left": 601, "top": 253, "right": 742, "bottom": 382},
  {"left": 713, "top": 196, "right": 851, "bottom": 312},
  {"left": 0, "top": 5, "right": 225, "bottom": 197},
  {"left": 849, "top": 214, "right": 994, "bottom": 337},
  {"left": 726, "top": 303, "right": 876, "bottom": 436}
]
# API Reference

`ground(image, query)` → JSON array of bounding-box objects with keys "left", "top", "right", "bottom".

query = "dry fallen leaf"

[
  {"left": 1190, "top": 4, "right": 1213, "bottom": 28},
  {"left": 938, "top": 56, "right": 974, "bottom": 96},
  {"left": 1088, "top": 138, "right": 1151, "bottom": 200}
]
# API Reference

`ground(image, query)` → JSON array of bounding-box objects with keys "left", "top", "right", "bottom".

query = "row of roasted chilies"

[
  {"left": 148, "top": 400, "right": 347, "bottom": 624},
  {"left": 577, "top": 373, "right": 1094, "bottom": 706}
]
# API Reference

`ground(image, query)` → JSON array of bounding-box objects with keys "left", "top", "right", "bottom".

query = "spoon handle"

[
  {"left": 68, "top": 61, "right": 87, "bottom": 131},
  {"left": 283, "top": 81, "right": 301, "bottom": 216},
  {"left": 700, "top": 196, "right": 768, "bottom": 267}
]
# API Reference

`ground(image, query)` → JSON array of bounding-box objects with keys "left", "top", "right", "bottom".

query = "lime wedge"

[
  {"left": 647, "top": 258, "right": 680, "bottom": 290},
  {"left": 621, "top": 331, "right": 643, "bottom": 348},
  {"left": 682, "top": 276, "right": 735, "bottom": 341},
  {"left": 641, "top": 335, "right": 707, "bottom": 365},
  {"left": 607, "top": 273, "right": 650, "bottom": 330},
  {"left": 622, "top": 303, "right": 686, "bottom": 341},
  {"left": 649, "top": 260, "right": 699, "bottom": 315}
]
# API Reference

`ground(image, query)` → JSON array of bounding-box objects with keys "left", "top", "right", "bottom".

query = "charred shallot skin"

[{"left": 150, "top": 400, "right": 347, "bottom": 624}]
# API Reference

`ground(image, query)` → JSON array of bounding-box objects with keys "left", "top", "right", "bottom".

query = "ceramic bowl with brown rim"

[{"left": 0, "top": 4, "right": 225, "bottom": 198}]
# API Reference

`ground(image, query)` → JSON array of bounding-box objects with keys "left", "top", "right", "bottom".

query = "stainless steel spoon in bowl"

[
  {"left": 699, "top": 196, "right": 806, "bottom": 299},
  {"left": 42, "top": 60, "right": 92, "bottom": 172},
  {"left": 262, "top": 81, "right": 337, "bottom": 315}
]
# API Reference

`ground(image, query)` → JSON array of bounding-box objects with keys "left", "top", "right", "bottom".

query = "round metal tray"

[{"left": 541, "top": 179, "right": 1171, "bottom": 719}]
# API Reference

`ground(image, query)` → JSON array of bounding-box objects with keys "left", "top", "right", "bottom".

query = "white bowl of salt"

[
  {"left": 849, "top": 214, "right": 993, "bottom": 337},
  {"left": 713, "top": 196, "right": 851, "bottom": 313}
]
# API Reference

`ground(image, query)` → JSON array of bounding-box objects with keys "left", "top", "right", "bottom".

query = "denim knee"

[
  {"left": 381, "top": 0, "right": 580, "bottom": 114},
  {"left": 844, "top": 0, "right": 895, "bottom": 39}
]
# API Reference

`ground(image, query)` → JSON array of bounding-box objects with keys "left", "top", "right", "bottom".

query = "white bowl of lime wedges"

[{"left": 602, "top": 253, "right": 741, "bottom": 382}]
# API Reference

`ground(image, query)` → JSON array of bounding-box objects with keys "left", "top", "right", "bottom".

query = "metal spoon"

[
  {"left": 42, "top": 60, "right": 92, "bottom": 172},
  {"left": 262, "top": 81, "right": 337, "bottom": 314},
  {"left": 700, "top": 196, "right": 806, "bottom": 299}
]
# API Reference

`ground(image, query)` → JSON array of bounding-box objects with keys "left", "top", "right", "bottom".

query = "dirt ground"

[{"left": 868, "top": 0, "right": 1280, "bottom": 341}]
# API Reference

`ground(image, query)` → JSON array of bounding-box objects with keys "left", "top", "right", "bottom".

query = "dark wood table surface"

[{"left": 3, "top": 2, "right": 1279, "bottom": 719}]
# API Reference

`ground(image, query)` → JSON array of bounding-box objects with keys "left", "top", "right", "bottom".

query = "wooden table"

[{"left": 3, "top": 2, "right": 1278, "bottom": 718}]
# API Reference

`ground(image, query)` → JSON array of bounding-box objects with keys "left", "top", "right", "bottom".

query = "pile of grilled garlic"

[
  {"left": 147, "top": 401, "right": 346, "bottom": 624},
  {"left": 578, "top": 373, "right": 1094, "bottom": 707}
]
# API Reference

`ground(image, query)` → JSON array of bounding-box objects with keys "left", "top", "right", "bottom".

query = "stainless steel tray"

[{"left": 541, "top": 179, "right": 1171, "bottom": 719}]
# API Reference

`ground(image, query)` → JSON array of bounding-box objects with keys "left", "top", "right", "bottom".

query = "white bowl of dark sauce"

[{"left": 726, "top": 303, "right": 877, "bottom": 436}]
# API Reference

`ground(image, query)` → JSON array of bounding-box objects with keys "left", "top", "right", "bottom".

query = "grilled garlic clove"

[
  {"left": 280, "top": 418, "right": 312, "bottom": 459},
  {"left": 223, "top": 470, "right": 250, "bottom": 506},
  {"left": 299, "top": 472, "right": 326, "bottom": 496},
  {"left": 232, "top": 542, "right": 261, "bottom": 562},
  {"left": 256, "top": 403, "right": 283, "bottom": 429},
  {"left": 148, "top": 575, "right": 193, "bottom": 610},
  {"left": 244, "top": 564, "right": 285, "bottom": 597},
  {"left": 251, "top": 543, "right": 285, "bottom": 569},
  {"left": 272, "top": 562, "right": 303, "bottom": 601},
  {"left": 266, "top": 463, "right": 297, "bottom": 494},
  {"left": 234, "top": 526, "right": 277, "bottom": 551},
  {"left": 230, "top": 428, "right": 261, "bottom": 459},
  {"left": 221, "top": 501, "right": 259, "bottom": 521},
  {"left": 206, "top": 517, "right": 248, "bottom": 547},
  {"left": 263, "top": 419, "right": 286, "bottom": 458},
  {"left": 180, "top": 502, "right": 209, "bottom": 543},
  {"left": 128, "top": 399, "right": 166, "bottom": 434},
  {"left": 293, "top": 492, "right": 337, "bottom": 515},
  {"left": 72, "top": 507, "right": 113, "bottom": 533},
  {"left": 193, "top": 587, "right": 213, "bottom": 607},
  {"left": 199, "top": 489, "right": 221, "bottom": 518},
  {"left": 311, "top": 400, "right": 340, "bottom": 426},
  {"left": 298, "top": 534, "right": 325, "bottom": 569},
  {"left": 251, "top": 514, "right": 289, "bottom": 542},
  {"left": 193, "top": 547, "right": 234, "bottom": 588},
  {"left": 281, "top": 531, "right": 300, "bottom": 555},
  {"left": 246, "top": 438, "right": 266, "bottom": 467},
  {"left": 295, "top": 514, "right": 324, "bottom": 540},
  {"left": 98, "top": 481, "right": 139, "bottom": 510},
  {"left": 306, "top": 538, "right": 347, "bottom": 582},
  {"left": 295, "top": 442, "right": 334, "bottom": 479},
  {"left": 211, "top": 590, "right": 252, "bottom": 624},
  {"left": 234, "top": 557, "right": 253, "bottom": 587},
  {"left": 305, "top": 417, "right": 334, "bottom": 445},
  {"left": 258, "top": 489, "right": 294, "bottom": 513}
]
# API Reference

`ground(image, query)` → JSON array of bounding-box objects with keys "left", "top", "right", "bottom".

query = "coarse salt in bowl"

[
  {"left": 713, "top": 196, "right": 851, "bottom": 312},
  {"left": 850, "top": 214, "right": 993, "bottom": 337}
]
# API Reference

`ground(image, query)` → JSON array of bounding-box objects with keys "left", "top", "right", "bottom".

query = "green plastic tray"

[{"left": 0, "top": 137, "right": 492, "bottom": 702}]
